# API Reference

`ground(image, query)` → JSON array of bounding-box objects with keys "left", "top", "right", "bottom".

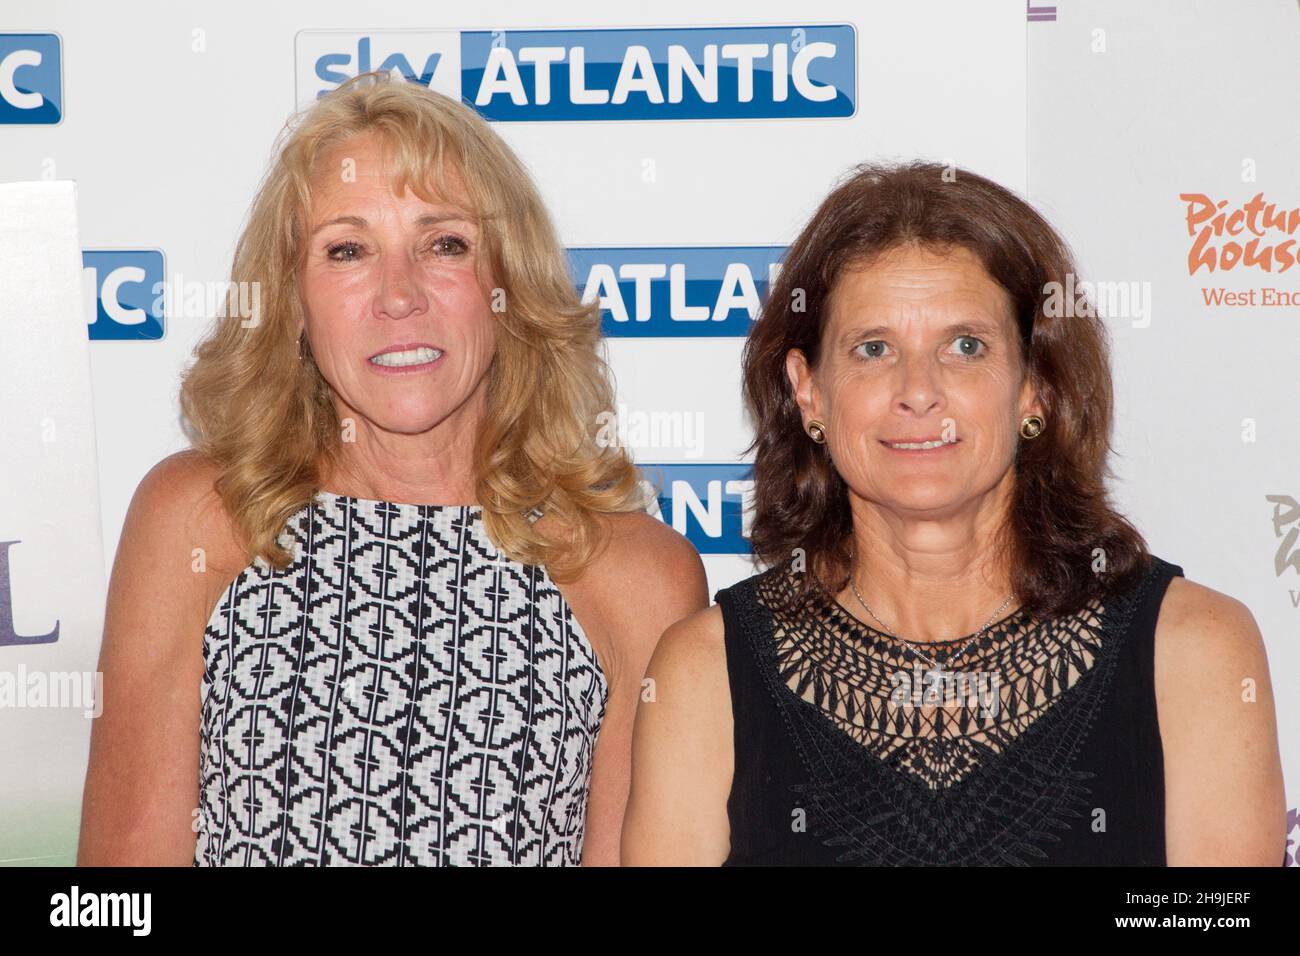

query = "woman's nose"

[
  {"left": 372, "top": 254, "right": 428, "bottom": 321},
  {"left": 894, "top": 354, "right": 943, "bottom": 417}
]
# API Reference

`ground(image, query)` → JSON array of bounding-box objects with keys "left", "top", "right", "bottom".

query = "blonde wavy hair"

[{"left": 180, "top": 71, "right": 649, "bottom": 582}]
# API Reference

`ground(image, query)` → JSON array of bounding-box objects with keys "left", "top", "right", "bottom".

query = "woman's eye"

[
  {"left": 326, "top": 241, "right": 363, "bottom": 262},
  {"left": 325, "top": 236, "right": 468, "bottom": 262},
  {"left": 857, "top": 340, "right": 889, "bottom": 359},
  {"left": 430, "top": 235, "right": 469, "bottom": 256},
  {"left": 950, "top": 335, "right": 986, "bottom": 358}
]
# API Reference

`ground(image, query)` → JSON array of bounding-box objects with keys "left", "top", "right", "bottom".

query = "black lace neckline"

[
  {"left": 751, "top": 562, "right": 1116, "bottom": 788},
  {"left": 727, "top": 556, "right": 1166, "bottom": 864}
]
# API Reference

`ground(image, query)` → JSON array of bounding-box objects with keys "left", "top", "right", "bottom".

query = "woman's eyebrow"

[
  {"left": 309, "top": 211, "right": 474, "bottom": 235},
  {"left": 840, "top": 324, "right": 891, "bottom": 343},
  {"left": 411, "top": 212, "right": 474, "bottom": 228},
  {"left": 938, "top": 320, "right": 1003, "bottom": 338},
  {"left": 839, "top": 320, "right": 1004, "bottom": 344},
  {"left": 310, "top": 214, "right": 367, "bottom": 235}
]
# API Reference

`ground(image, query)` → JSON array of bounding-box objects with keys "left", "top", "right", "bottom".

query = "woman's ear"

[
  {"left": 786, "top": 348, "right": 819, "bottom": 420},
  {"left": 1018, "top": 372, "right": 1043, "bottom": 421}
]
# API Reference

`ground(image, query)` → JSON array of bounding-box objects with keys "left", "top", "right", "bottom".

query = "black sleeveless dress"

[{"left": 716, "top": 554, "right": 1183, "bottom": 866}]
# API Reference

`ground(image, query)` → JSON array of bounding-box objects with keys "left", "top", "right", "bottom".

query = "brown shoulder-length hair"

[
  {"left": 180, "top": 71, "right": 649, "bottom": 582},
  {"left": 742, "top": 160, "right": 1149, "bottom": 619}
]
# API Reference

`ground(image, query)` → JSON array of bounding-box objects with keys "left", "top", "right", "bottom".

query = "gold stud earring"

[
  {"left": 807, "top": 420, "right": 827, "bottom": 444},
  {"left": 1020, "top": 415, "right": 1044, "bottom": 439}
]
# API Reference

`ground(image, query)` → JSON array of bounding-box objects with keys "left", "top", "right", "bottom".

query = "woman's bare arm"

[
  {"left": 77, "top": 452, "right": 241, "bottom": 865},
  {"left": 1157, "top": 577, "right": 1287, "bottom": 865},
  {"left": 621, "top": 604, "right": 733, "bottom": 865},
  {"left": 570, "top": 513, "right": 709, "bottom": 866}
]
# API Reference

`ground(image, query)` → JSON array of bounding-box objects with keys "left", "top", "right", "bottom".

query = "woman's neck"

[
  {"left": 837, "top": 485, "right": 1018, "bottom": 644},
  {"left": 320, "top": 399, "right": 482, "bottom": 505}
]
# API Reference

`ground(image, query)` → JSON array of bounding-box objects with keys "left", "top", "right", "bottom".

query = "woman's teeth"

[
  {"left": 370, "top": 347, "right": 441, "bottom": 368},
  {"left": 883, "top": 438, "right": 957, "bottom": 449}
]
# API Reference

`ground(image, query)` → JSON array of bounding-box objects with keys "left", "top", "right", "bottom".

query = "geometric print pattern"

[{"left": 195, "top": 491, "right": 607, "bottom": 866}]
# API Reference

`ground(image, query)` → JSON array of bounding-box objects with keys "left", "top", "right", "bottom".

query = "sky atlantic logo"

[
  {"left": 642, "top": 463, "right": 753, "bottom": 554},
  {"left": 0, "top": 539, "right": 59, "bottom": 647},
  {"left": 569, "top": 246, "right": 784, "bottom": 337},
  {"left": 84, "top": 249, "right": 165, "bottom": 341},
  {"left": 296, "top": 25, "right": 856, "bottom": 121},
  {"left": 0, "top": 33, "right": 62, "bottom": 124}
]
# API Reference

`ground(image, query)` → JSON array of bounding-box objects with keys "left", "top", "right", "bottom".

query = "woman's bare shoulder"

[
  {"left": 642, "top": 601, "right": 728, "bottom": 714},
  {"left": 596, "top": 509, "right": 703, "bottom": 567},
  {"left": 119, "top": 450, "right": 249, "bottom": 586},
  {"left": 596, "top": 509, "right": 711, "bottom": 622},
  {"left": 1155, "top": 575, "right": 1264, "bottom": 663},
  {"left": 656, "top": 602, "right": 726, "bottom": 655},
  {"left": 542, "top": 508, "right": 710, "bottom": 678},
  {"left": 1153, "top": 572, "right": 1275, "bottom": 755},
  {"left": 1153, "top": 574, "right": 1285, "bottom": 863}
]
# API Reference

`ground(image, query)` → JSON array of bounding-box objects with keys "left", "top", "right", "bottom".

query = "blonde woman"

[{"left": 77, "top": 72, "right": 706, "bottom": 867}]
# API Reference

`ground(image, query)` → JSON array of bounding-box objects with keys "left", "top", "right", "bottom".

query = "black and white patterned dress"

[{"left": 195, "top": 491, "right": 608, "bottom": 866}]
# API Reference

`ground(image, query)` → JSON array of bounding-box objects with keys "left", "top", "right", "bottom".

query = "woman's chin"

[
  {"left": 353, "top": 409, "right": 452, "bottom": 436},
  {"left": 875, "top": 489, "right": 971, "bottom": 518}
]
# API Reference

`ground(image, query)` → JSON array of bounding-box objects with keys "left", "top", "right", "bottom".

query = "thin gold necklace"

[{"left": 843, "top": 553, "right": 1015, "bottom": 668}]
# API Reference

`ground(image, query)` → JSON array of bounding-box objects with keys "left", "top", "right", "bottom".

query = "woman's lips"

[
  {"left": 368, "top": 344, "right": 443, "bottom": 375},
  {"left": 879, "top": 437, "right": 960, "bottom": 453}
]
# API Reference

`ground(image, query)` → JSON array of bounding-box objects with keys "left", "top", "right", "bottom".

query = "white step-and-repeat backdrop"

[{"left": 0, "top": 0, "right": 1294, "bottom": 865}]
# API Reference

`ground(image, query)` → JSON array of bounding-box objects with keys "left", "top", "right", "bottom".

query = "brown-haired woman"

[
  {"left": 77, "top": 72, "right": 706, "bottom": 866},
  {"left": 623, "top": 161, "right": 1285, "bottom": 866}
]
